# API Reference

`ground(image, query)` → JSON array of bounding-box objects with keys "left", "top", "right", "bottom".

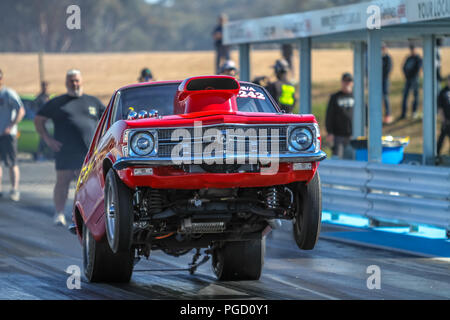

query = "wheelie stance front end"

[{"left": 72, "top": 76, "right": 326, "bottom": 282}]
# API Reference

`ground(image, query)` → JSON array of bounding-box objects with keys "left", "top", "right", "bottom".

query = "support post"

[
  {"left": 353, "top": 41, "right": 366, "bottom": 138},
  {"left": 239, "top": 44, "right": 251, "bottom": 82},
  {"left": 422, "top": 35, "right": 437, "bottom": 166},
  {"left": 300, "top": 37, "right": 312, "bottom": 114},
  {"left": 367, "top": 30, "right": 383, "bottom": 163}
]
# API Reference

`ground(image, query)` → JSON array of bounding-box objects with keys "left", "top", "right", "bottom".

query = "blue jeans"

[{"left": 401, "top": 78, "right": 419, "bottom": 117}]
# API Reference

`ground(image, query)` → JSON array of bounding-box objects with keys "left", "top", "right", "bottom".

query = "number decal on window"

[{"left": 238, "top": 90, "right": 266, "bottom": 100}]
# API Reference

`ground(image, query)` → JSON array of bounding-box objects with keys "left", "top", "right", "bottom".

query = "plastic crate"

[{"left": 351, "top": 136, "right": 410, "bottom": 164}]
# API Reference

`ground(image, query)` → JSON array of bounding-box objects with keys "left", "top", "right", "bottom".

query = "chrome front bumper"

[{"left": 113, "top": 151, "right": 327, "bottom": 170}]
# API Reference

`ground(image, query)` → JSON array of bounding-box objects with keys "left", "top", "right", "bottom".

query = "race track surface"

[{"left": 0, "top": 161, "right": 449, "bottom": 300}]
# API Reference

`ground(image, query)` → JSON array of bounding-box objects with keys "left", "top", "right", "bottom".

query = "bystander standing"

[
  {"left": 34, "top": 70, "right": 105, "bottom": 226},
  {"left": 0, "top": 69, "right": 25, "bottom": 202},
  {"left": 325, "top": 73, "right": 355, "bottom": 159}
]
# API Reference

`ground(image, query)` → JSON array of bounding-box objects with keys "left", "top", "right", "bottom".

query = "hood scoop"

[{"left": 174, "top": 76, "right": 240, "bottom": 115}]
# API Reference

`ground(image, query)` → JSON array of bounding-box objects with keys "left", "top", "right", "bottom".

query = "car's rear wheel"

[
  {"left": 212, "top": 238, "right": 265, "bottom": 281},
  {"left": 105, "top": 169, "right": 134, "bottom": 254},
  {"left": 82, "top": 222, "right": 134, "bottom": 283},
  {"left": 293, "top": 171, "right": 322, "bottom": 250}
]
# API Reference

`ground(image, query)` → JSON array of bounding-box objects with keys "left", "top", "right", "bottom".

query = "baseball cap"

[
  {"left": 221, "top": 60, "right": 237, "bottom": 71},
  {"left": 342, "top": 72, "right": 353, "bottom": 82},
  {"left": 273, "top": 59, "right": 289, "bottom": 73}
]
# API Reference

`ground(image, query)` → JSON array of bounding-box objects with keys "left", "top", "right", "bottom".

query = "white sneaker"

[
  {"left": 53, "top": 213, "right": 67, "bottom": 227},
  {"left": 10, "top": 190, "right": 20, "bottom": 202}
]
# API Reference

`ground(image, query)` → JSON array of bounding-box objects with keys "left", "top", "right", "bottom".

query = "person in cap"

[
  {"left": 265, "top": 59, "right": 297, "bottom": 113},
  {"left": 138, "top": 68, "right": 153, "bottom": 82},
  {"left": 325, "top": 73, "right": 355, "bottom": 159},
  {"left": 437, "top": 75, "right": 450, "bottom": 157},
  {"left": 218, "top": 60, "right": 238, "bottom": 77},
  {"left": 34, "top": 69, "right": 105, "bottom": 226},
  {"left": 0, "top": 69, "right": 26, "bottom": 201}
]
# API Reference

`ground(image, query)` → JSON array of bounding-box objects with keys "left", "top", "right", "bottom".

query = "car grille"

[{"left": 157, "top": 125, "right": 288, "bottom": 158}]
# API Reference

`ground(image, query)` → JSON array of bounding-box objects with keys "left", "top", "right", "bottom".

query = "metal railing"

[{"left": 319, "top": 160, "right": 450, "bottom": 232}]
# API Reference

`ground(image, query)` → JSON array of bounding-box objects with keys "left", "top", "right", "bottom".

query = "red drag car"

[{"left": 72, "top": 75, "right": 326, "bottom": 282}]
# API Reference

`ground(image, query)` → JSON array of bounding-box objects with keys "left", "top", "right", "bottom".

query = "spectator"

[
  {"left": 436, "top": 38, "right": 443, "bottom": 84},
  {"left": 400, "top": 44, "right": 422, "bottom": 120},
  {"left": 138, "top": 68, "right": 153, "bottom": 82},
  {"left": 281, "top": 44, "right": 294, "bottom": 72},
  {"left": 35, "top": 81, "right": 50, "bottom": 110},
  {"left": 34, "top": 81, "right": 51, "bottom": 161},
  {"left": 0, "top": 69, "right": 26, "bottom": 201},
  {"left": 34, "top": 70, "right": 105, "bottom": 226},
  {"left": 325, "top": 73, "right": 355, "bottom": 159},
  {"left": 212, "top": 14, "right": 231, "bottom": 74},
  {"left": 382, "top": 43, "right": 393, "bottom": 124},
  {"left": 266, "top": 59, "right": 296, "bottom": 113},
  {"left": 218, "top": 60, "right": 238, "bottom": 77},
  {"left": 437, "top": 75, "right": 450, "bottom": 157}
]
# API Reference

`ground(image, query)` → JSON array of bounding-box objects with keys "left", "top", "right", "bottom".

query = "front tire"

[
  {"left": 293, "top": 171, "right": 322, "bottom": 250},
  {"left": 82, "top": 222, "right": 134, "bottom": 283},
  {"left": 212, "top": 238, "right": 265, "bottom": 281},
  {"left": 104, "top": 169, "right": 133, "bottom": 253}
]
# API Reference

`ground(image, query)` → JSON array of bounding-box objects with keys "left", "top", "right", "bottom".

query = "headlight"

[
  {"left": 289, "top": 127, "right": 313, "bottom": 151},
  {"left": 130, "top": 132, "right": 155, "bottom": 156}
]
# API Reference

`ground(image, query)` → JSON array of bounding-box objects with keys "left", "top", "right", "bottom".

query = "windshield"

[{"left": 116, "top": 82, "right": 278, "bottom": 120}]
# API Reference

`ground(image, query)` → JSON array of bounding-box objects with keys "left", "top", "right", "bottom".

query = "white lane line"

[{"left": 263, "top": 274, "right": 340, "bottom": 300}]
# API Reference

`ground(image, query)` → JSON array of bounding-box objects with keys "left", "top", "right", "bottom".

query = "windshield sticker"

[{"left": 238, "top": 86, "right": 265, "bottom": 100}]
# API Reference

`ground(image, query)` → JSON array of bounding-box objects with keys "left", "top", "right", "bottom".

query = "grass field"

[{"left": 1, "top": 48, "right": 450, "bottom": 154}]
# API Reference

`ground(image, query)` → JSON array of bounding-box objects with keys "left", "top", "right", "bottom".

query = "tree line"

[{"left": 0, "top": 0, "right": 363, "bottom": 53}]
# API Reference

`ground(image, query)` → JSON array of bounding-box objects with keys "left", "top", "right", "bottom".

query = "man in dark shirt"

[
  {"left": 437, "top": 75, "right": 450, "bottom": 156},
  {"left": 382, "top": 43, "right": 393, "bottom": 124},
  {"left": 35, "top": 81, "right": 50, "bottom": 110},
  {"left": 326, "top": 73, "right": 355, "bottom": 159},
  {"left": 400, "top": 44, "right": 423, "bottom": 120},
  {"left": 212, "top": 14, "right": 231, "bottom": 74},
  {"left": 34, "top": 70, "right": 104, "bottom": 226},
  {"left": 266, "top": 59, "right": 296, "bottom": 113},
  {"left": 281, "top": 44, "right": 294, "bottom": 72}
]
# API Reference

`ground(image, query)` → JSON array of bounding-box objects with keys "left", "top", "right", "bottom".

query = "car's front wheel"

[
  {"left": 212, "top": 238, "right": 265, "bottom": 281},
  {"left": 293, "top": 171, "right": 322, "bottom": 250},
  {"left": 104, "top": 169, "right": 134, "bottom": 253},
  {"left": 82, "top": 222, "right": 134, "bottom": 283}
]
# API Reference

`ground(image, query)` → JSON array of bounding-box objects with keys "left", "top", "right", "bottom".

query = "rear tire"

[
  {"left": 82, "top": 222, "right": 134, "bottom": 283},
  {"left": 212, "top": 238, "right": 265, "bottom": 281},
  {"left": 293, "top": 171, "right": 322, "bottom": 250}
]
